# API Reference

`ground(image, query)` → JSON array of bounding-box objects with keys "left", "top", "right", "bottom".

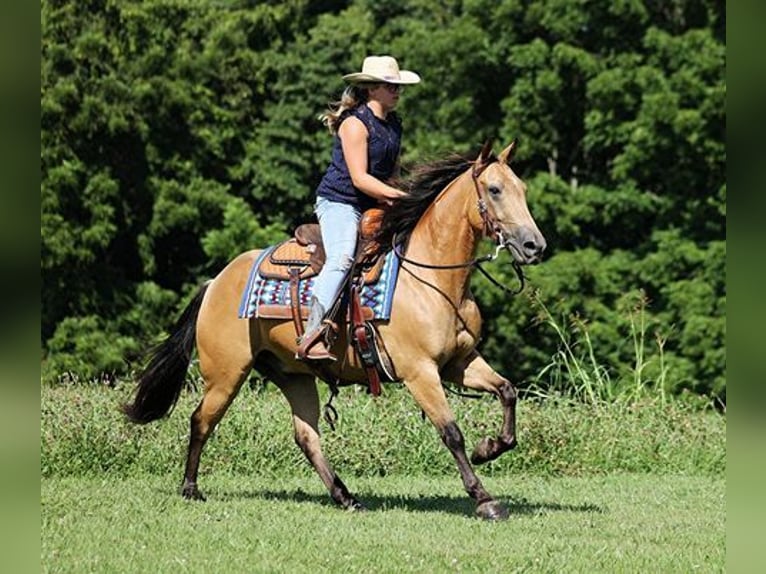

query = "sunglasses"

[{"left": 381, "top": 83, "right": 402, "bottom": 94}]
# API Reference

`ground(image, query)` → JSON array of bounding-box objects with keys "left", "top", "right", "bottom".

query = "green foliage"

[
  {"left": 42, "top": 316, "right": 138, "bottom": 381},
  {"left": 201, "top": 197, "right": 286, "bottom": 267},
  {"left": 41, "top": 382, "right": 724, "bottom": 479},
  {"left": 41, "top": 0, "right": 725, "bottom": 401}
]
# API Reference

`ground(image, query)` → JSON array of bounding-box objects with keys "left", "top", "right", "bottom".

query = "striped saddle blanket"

[{"left": 238, "top": 244, "right": 400, "bottom": 321}]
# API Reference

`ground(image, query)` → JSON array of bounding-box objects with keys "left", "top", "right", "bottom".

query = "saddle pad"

[{"left": 238, "top": 247, "right": 400, "bottom": 320}]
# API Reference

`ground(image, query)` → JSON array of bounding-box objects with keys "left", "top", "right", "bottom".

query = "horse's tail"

[{"left": 122, "top": 282, "right": 210, "bottom": 424}]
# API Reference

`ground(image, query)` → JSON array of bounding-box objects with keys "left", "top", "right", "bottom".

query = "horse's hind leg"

[
  {"left": 181, "top": 306, "right": 254, "bottom": 500},
  {"left": 181, "top": 364, "right": 251, "bottom": 500},
  {"left": 178, "top": 250, "right": 265, "bottom": 500},
  {"left": 446, "top": 351, "right": 518, "bottom": 465},
  {"left": 275, "top": 376, "right": 364, "bottom": 511}
]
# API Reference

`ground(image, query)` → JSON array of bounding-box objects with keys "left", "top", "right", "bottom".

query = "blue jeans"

[{"left": 312, "top": 196, "right": 361, "bottom": 312}]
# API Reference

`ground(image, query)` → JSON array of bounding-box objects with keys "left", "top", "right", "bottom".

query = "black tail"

[{"left": 122, "top": 283, "right": 209, "bottom": 424}]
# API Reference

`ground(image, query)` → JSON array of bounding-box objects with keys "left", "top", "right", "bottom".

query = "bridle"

[{"left": 392, "top": 156, "right": 526, "bottom": 296}]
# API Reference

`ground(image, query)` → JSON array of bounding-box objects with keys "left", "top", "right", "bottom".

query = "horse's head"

[{"left": 471, "top": 140, "right": 546, "bottom": 264}]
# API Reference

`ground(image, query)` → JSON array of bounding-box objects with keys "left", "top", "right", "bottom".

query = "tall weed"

[
  {"left": 528, "top": 291, "right": 710, "bottom": 410},
  {"left": 41, "top": 378, "right": 725, "bottom": 480}
]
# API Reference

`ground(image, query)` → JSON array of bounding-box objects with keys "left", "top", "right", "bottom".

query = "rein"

[
  {"left": 392, "top": 238, "right": 525, "bottom": 296},
  {"left": 391, "top": 159, "right": 526, "bottom": 296}
]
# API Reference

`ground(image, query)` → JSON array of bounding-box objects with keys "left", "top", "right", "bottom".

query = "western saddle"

[{"left": 254, "top": 208, "right": 395, "bottom": 396}]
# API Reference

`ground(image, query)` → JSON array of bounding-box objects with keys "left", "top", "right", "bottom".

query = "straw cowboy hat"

[{"left": 343, "top": 56, "right": 421, "bottom": 85}]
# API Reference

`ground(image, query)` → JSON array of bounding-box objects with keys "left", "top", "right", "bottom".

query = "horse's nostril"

[{"left": 523, "top": 241, "right": 539, "bottom": 254}]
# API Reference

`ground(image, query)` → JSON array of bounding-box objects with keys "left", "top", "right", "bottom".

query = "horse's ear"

[
  {"left": 477, "top": 139, "right": 494, "bottom": 166},
  {"left": 498, "top": 139, "right": 518, "bottom": 165}
]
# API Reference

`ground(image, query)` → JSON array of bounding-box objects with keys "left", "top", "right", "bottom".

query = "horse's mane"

[{"left": 378, "top": 153, "right": 480, "bottom": 246}]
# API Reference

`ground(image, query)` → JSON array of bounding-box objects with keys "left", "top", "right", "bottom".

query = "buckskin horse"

[{"left": 123, "top": 140, "right": 546, "bottom": 520}]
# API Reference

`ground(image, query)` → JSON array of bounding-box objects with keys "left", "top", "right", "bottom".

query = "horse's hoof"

[
  {"left": 471, "top": 436, "right": 517, "bottom": 465},
  {"left": 181, "top": 482, "right": 206, "bottom": 501},
  {"left": 347, "top": 500, "right": 367, "bottom": 512},
  {"left": 476, "top": 500, "right": 509, "bottom": 521},
  {"left": 471, "top": 438, "right": 493, "bottom": 465}
]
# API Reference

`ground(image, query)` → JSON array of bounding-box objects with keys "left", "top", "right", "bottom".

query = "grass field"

[
  {"left": 42, "top": 473, "right": 724, "bottom": 573},
  {"left": 41, "top": 382, "right": 725, "bottom": 572}
]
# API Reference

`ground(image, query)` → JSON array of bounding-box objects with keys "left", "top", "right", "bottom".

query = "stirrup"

[{"left": 304, "top": 340, "right": 337, "bottom": 361}]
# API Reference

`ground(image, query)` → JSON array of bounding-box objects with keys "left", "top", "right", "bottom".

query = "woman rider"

[{"left": 297, "top": 55, "right": 421, "bottom": 361}]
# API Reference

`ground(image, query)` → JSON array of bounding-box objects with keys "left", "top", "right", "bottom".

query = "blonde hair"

[{"left": 319, "top": 84, "right": 375, "bottom": 134}]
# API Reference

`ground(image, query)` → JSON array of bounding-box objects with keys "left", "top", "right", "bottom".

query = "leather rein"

[{"left": 392, "top": 158, "right": 526, "bottom": 296}]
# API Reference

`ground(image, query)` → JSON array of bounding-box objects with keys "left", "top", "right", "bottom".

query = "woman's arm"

[{"left": 339, "top": 116, "right": 407, "bottom": 205}]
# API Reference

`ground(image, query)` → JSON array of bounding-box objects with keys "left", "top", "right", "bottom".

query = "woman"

[{"left": 297, "top": 55, "right": 421, "bottom": 361}]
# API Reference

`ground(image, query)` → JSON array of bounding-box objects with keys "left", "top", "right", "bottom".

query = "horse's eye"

[{"left": 488, "top": 184, "right": 502, "bottom": 196}]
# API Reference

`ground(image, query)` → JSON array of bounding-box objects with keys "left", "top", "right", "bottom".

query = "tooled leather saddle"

[{"left": 254, "top": 208, "right": 396, "bottom": 395}]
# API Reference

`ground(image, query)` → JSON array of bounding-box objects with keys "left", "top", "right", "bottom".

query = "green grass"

[{"left": 41, "top": 473, "right": 724, "bottom": 573}]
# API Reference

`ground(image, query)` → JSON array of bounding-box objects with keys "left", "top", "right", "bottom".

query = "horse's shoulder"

[
  {"left": 461, "top": 289, "right": 480, "bottom": 310},
  {"left": 459, "top": 293, "right": 482, "bottom": 328}
]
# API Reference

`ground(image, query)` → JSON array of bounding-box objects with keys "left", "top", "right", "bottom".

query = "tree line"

[{"left": 41, "top": 0, "right": 725, "bottom": 403}]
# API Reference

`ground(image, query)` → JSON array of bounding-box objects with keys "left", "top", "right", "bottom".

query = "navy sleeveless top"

[{"left": 315, "top": 104, "right": 402, "bottom": 211}]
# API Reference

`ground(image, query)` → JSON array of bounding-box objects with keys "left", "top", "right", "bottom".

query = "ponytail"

[{"left": 318, "top": 84, "right": 373, "bottom": 134}]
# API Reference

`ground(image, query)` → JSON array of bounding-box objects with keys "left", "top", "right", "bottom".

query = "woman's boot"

[{"left": 296, "top": 297, "right": 336, "bottom": 361}]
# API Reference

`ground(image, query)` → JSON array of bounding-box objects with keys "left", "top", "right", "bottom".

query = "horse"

[{"left": 122, "top": 140, "right": 546, "bottom": 520}]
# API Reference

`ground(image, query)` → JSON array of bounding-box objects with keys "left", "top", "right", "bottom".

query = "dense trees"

[{"left": 41, "top": 0, "right": 725, "bottom": 402}]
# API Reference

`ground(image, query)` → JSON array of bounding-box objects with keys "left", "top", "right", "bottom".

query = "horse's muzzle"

[{"left": 507, "top": 227, "right": 546, "bottom": 264}]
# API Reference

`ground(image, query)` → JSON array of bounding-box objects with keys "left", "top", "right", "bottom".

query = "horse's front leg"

[
  {"left": 445, "top": 351, "right": 518, "bottom": 465},
  {"left": 403, "top": 366, "right": 509, "bottom": 520}
]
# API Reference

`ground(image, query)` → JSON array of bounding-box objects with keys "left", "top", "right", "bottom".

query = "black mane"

[{"left": 378, "top": 154, "right": 475, "bottom": 246}]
